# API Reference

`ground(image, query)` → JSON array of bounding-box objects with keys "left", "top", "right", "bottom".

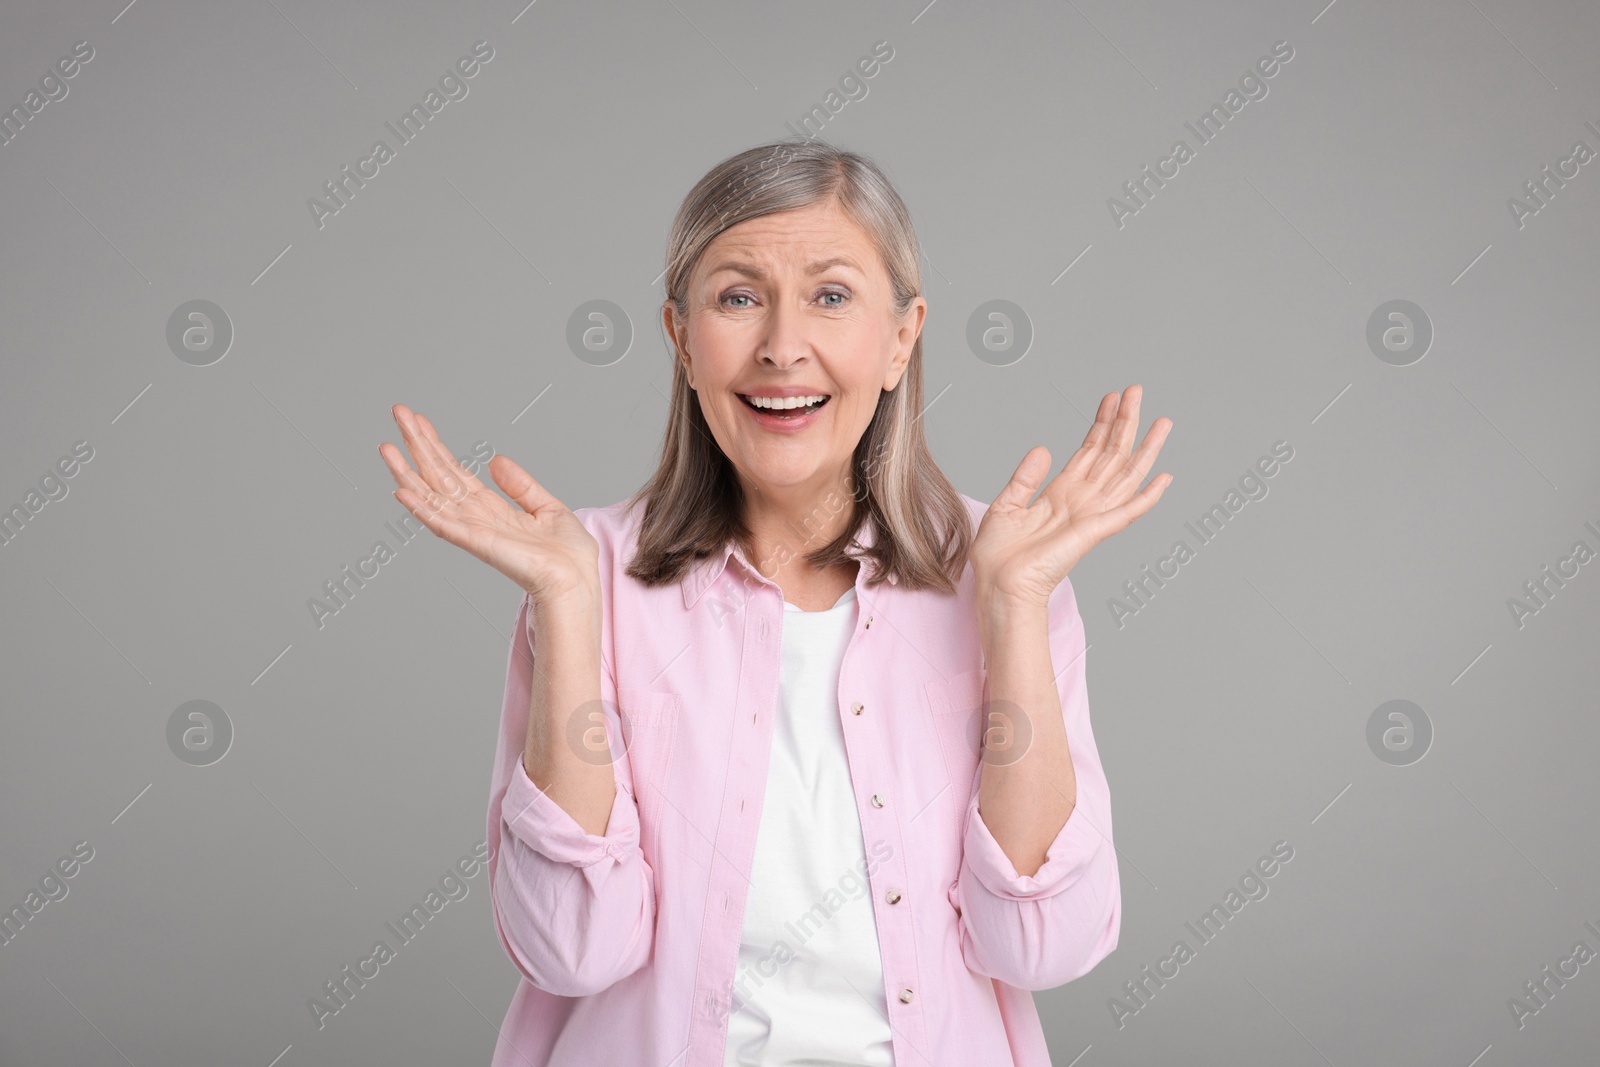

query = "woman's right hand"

[{"left": 379, "top": 404, "right": 599, "bottom": 607}]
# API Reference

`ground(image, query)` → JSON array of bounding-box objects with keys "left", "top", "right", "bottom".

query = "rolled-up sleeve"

[
  {"left": 949, "top": 576, "right": 1121, "bottom": 991},
  {"left": 486, "top": 589, "right": 658, "bottom": 998}
]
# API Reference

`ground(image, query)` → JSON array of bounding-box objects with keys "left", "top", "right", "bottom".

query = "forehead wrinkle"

[{"left": 704, "top": 254, "right": 867, "bottom": 282}]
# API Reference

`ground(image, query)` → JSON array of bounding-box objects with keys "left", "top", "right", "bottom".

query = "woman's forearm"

[
  {"left": 973, "top": 590, "right": 1077, "bottom": 878},
  {"left": 521, "top": 587, "right": 616, "bottom": 837}
]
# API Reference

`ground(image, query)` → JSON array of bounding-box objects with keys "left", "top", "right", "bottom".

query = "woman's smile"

[{"left": 736, "top": 389, "right": 832, "bottom": 432}]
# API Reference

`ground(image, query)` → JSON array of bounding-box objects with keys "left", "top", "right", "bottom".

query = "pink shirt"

[{"left": 485, "top": 493, "right": 1121, "bottom": 1066}]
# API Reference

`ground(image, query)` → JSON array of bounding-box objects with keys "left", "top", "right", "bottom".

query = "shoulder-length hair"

[{"left": 624, "top": 139, "right": 972, "bottom": 595}]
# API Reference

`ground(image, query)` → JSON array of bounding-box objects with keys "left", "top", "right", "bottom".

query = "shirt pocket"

[
  {"left": 923, "top": 668, "right": 989, "bottom": 808},
  {"left": 614, "top": 686, "right": 682, "bottom": 865}
]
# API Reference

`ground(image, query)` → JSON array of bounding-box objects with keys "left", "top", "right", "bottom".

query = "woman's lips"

[{"left": 737, "top": 393, "right": 829, "bottom": 432}]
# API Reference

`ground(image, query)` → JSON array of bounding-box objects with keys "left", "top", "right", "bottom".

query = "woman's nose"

[{"left": 758, "top": 296, "right": 810, "bottom": 367}]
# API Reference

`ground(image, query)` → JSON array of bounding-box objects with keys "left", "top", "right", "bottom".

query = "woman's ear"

[
  {"left": 883, "top": 357, "right": 907, "bottom": 392},
  {"left": 661, "top": 300, "right": 693, "bottom": 388},
  {"left": 883, "top": 297, "right": 925, "bottom": 390}
]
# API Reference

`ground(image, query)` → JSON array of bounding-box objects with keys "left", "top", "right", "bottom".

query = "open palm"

[
  {"left": 378, "top": 404, "right": 598, "bottom": 604},
  {"left": 971, "top": 385, "right": 1173, "bottom": 608}
]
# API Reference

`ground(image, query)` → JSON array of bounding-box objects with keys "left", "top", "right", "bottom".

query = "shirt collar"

[{"left": 679, "top": 509, "right": 896, "bottom": 610}]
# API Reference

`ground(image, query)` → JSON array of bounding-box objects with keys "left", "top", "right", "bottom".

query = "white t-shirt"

[{"left": 723, "top": 585, "right": 896, "bottom": 1067}]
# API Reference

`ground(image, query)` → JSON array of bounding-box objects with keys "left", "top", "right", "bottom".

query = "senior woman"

[{"left": 380, "top": 140, "right": 1171, "bottom": 1067}]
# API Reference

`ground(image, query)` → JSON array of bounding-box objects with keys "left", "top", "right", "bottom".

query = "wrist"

[
  {"left": 530, "top": 584, "right": 602, "bottom": 630},
  {"left": 974, "top": 590, "right": 1046, "bottom": 646},
  {"left": 974, "top": 576, "right": 1046, "bottom": 617},
  {"left": 529, "top": 577, "right": 599, "bottom": 610}
]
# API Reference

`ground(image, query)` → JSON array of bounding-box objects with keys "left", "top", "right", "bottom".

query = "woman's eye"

[{"left": 719, "top": 290, "right": 847, "bottom": 308}]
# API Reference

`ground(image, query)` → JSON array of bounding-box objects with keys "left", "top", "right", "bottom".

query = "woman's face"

[{"left": 665, "top": 198, "right": 925, "bottom": 507}]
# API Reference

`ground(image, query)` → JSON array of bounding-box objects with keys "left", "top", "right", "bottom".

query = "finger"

[
  {"left": 395, "top": 406, "right": 469, "bottom": 504},
  {"left": 1108, "top": 384, "right": 1143, "bottom": 457},
  {"left": 412, "top": 411, "right": 482, "bottom": 504},
  {"left": 1048, "top": 392, "right": 1121, "bottom": 511},
  {"left": 391, "top": 404, "right": 447, "bottom": 492},
  {"left": 992, "top": 446, "right": 1052, "bottom": 511},
  {"left": 1102, "top": 417, "right": 1173, "bottom": 502},
  {"left": 1062, "top": 391, "right": 1119, "bottom": 480},
  {"left": 378, "top": 440, "right": 436, "bottom": 503},
  {"left": 1097, "top": 471, "right": 1172, "bottom": 534},
  {"left": 379, "top": 413, "right": 456, "bottom": 514},
  {"left": 1086, "top": 386, "right": 1141, "bottom": 483},
  {"left": 485, "top": 451, "right": 561, "bottom": 517},
  {"left": 420, "top": 414, "right": 492, "bottom": 497},
  {"left": 1075, "top": 470, "right": 1177, "bottom": 547}
]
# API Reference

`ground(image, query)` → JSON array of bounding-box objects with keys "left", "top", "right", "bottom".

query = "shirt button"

[
  {"left": 899, "top": 988, "right": 914, "bottom": 1004},
  {"left": 864, "top": 615, "right": 873, "bottom": 629},
  {"left": 850, "top": 702, "right": 864, "bottom": 716},
  {"left": 886, "top": 889, "right": 902, "bottom": 904},
  {"left": 871, "top": 794, "right": 884, "bottom": 808}
]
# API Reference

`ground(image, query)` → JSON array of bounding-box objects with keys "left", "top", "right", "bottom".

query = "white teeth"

[{"left": 742, "top": 394, "right": 827, "bottom": 410}]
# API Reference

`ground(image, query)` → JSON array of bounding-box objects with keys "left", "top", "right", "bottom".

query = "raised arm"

[
  {"left": 953, "top": 385, "right": 1171, "bottom": 989},
  {"left": 380, "top": 404, "right": 655, "bottom": 996}
]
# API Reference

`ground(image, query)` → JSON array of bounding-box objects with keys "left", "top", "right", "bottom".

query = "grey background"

[{"left": 2, "top": 0, "right": 1597, "bottom": 1064}]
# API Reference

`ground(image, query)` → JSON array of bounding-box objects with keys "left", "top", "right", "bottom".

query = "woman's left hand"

[{"left": 971, "top": 385, "right": 1174, "bottom": 609}]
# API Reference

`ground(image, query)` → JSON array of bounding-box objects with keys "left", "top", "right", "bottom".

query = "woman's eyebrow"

[{"left": 707, "top": 256, "right": 864, "bottom": 280}]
